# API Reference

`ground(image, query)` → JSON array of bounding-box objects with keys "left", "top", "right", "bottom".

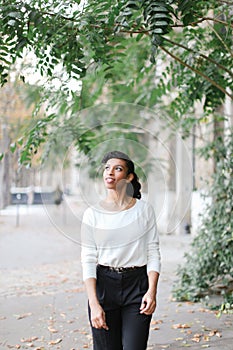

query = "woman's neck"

[{"left": 101, "top": 190, "right": 136, "bottom": 211}]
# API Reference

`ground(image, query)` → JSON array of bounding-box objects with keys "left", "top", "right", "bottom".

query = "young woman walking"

[{"left": 81, "top": 150, "right": 161, "bottom": 350}]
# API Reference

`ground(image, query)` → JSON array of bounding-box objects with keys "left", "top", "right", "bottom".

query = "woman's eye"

[{"left": 116, "top": 167, "right": 122, "bottom": 171}]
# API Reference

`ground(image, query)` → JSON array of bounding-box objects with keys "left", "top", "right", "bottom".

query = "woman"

[{"left": 81, "top": 150, "right": 161, "bottom": 350}]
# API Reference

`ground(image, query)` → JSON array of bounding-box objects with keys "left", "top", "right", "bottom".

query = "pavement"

[{"left": 0, "top": 201, "right": 232, "bottom": 350}]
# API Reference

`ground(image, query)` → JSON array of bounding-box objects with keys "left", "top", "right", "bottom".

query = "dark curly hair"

[{"left": 101, "top": 150, "right": 141, "bottom": 199}]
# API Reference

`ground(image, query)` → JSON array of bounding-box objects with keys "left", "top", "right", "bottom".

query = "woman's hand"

[
  {"left": 90, "top": 302, "right": 109, "bottom": 330},
  {"left": 139, "top": 291, "right": 157, "bottom": 315},
  {"left": 140, "top": 270, "right": 159, "bottom": 315}
]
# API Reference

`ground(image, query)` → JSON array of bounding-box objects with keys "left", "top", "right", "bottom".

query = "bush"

[{"left": 173, "top": 129, "right": 233, "bottom": 312}]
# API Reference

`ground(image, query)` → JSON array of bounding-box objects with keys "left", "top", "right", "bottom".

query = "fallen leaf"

[
  {"left": 152, "top": 326, "right": 160, "bottom": 330},
  {"left": 20, "top": 337, "right": 38, "bottom": 343},
  {"left": 198, "top": 308, "right": 212, "bottom": 313},
  {"left": 70, "top": 329, "right": 80, "bottom": 333},
  {"left": 0, "top": 316, "right": 6, "bottom": 320},
  {"left": 48, "top": 338, "right": 62, "bottom": 345},
  {"left": 192, "top": 334, "right": 202, "bottom": 343},
  {"left": 193, "top": 333, "right": 202, "bottom": 337},
  {"left": 151, "top": 319, "right": 163, "bottom": 325},
  {"left": 175, "top": 337, "right": 184, "bottom": 341},
  {"left": 203, "top": 335, "right": 210, "bottom": 342},
  {"left": 172, "top": 323, "right": 191, "bottom": 329},
  {"left": 15, "top": 313, "right": 32, "bottom": 320},
  {"left": 203, "top": 327, "right": 212, "bottom": 331},
  {"left": 201, "top": 345, "right": 210, "bottom": 348},
  {"left": 208, "top": 329, "right": 222, "bottom": 337},
  {"left": 48, "top": 326, "right": 58, "bottom": 333},
  {"left": 83, "top": 345, "right": 89, "bottom": 348}
]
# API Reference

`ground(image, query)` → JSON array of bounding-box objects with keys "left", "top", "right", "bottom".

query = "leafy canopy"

[{"left": 0, "top": 0, "right": 232, "bottom": 163}]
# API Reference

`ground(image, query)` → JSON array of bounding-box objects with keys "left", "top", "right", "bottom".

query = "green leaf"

[
  {"left": 17, "top": 138, "right": 24, "bottom": 146},
  {"left": 10, "top": 143, "right": 17, "bottom": 153}
]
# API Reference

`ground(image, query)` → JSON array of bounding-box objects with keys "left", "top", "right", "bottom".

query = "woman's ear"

[{"left": 126, "top": 173, "right": 134, "bottom": 183}]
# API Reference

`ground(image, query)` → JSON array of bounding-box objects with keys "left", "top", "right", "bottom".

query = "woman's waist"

[{"left": 97, "top": 264, "right": 147, "bottom": 275}]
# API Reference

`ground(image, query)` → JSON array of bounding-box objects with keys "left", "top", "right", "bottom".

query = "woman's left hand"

[{"left": 140, "top": 291, "right": 156, "bottom": 315}]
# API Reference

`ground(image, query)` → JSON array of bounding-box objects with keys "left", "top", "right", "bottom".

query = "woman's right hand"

[{"left": 90, "top": 302, "right": 109, "bottom": 330}]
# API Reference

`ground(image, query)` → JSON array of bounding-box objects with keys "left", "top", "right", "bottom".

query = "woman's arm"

[
  {"left": 140, "top": 204, "right": 161, "bottom": 315},
  {"left": 140, "top": 271, "right": 160, "bottom": 315},
  {"left": 84, "top": 278, "right": 109, "bottom": 330}
]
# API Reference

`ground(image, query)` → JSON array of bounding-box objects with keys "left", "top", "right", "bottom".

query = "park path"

[{"left": 0, "top": 202, "right": 232, "bottom": 349}]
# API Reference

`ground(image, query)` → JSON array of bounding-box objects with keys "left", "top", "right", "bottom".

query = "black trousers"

[{"left": 88, "top": 265, "right": 152, "bottom": 350}]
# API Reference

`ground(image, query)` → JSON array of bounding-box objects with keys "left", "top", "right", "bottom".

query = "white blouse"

[{"left": 81, "top": 199, "right": 161, "bottom": 281}]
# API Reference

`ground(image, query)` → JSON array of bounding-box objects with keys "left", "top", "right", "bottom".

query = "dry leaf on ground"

[
  {"left": 15, "top": 313, "right": 32, "bottom": 320},
  {"left": 48, "top": 338, "right": 62, "bottom": 345},
  {"left": 48, "top": 326, "right": 58, "bottom": 333},
  {"left": 208, "top": 329, "right": 222, "bottom": 337},
  {"left": 151, "top": 319, "right": 163, "bottom": 325},
  {"left": 192, "top": 333, "right": 202, "bottom": 343},
  {"left": 172, "top": 323, "right": 191, "bottom": 329},
  {"left": 20, "top": 337, "right": 38, "bottom": 343}
]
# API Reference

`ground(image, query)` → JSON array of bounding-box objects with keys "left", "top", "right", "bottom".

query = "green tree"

[
  {"left": 173, "top": 130, "right": 233, "bottom": 311},
  {"left": 0, "top": 1, "right": 232, "bottom": 129}
]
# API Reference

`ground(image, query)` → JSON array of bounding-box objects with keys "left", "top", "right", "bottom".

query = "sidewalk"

[{"left": 0, "top": 204, "right": 232, "bottom": 349}]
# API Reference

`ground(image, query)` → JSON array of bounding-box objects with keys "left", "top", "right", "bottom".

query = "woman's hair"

[{"left": 101, "top": 150, "right": 141, "bottom": 199}]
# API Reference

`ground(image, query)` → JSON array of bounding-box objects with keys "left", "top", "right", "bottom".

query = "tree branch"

[
  {"left": 208, "top": 23, "right": 233, "bottom": 58},
  {"left": 172, "top": 16, "right": 233, "bottom": 28},
  {"left": 163, "top": 37, "right": 233, "bottom": 78},
  {"left": 159, "top": 45, "right": 233, "bottom": 100}
]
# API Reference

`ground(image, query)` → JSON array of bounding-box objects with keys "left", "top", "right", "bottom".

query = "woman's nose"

[{"left": 107, "top": 167, "right": 114, "bottom": 175}]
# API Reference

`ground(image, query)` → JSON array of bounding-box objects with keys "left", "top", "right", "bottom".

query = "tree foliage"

[
  {"left": 173, "top": 130, "right": 233, "bottom": 310},
  {"left": 0, "top": 0, "right": 232, "bottom": 93},
  {"left": 0, "top": 0, "right": 232, "bottom": 161}
]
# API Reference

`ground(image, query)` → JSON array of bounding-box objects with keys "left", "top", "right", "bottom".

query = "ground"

[{"left": 0, "top": 202, "right": 232, "bottom": 349}]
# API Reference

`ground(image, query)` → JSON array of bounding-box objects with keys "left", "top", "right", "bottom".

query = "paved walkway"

[{"left": 0, "top": 203, "right": 232, "bottom": 349}]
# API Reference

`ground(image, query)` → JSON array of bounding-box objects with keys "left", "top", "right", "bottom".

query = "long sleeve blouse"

[{"left": 81, "top": 199, "right": 161, "bottom": 281}]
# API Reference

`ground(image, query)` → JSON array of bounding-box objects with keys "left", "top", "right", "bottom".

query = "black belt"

[{"left": 98, "top": 264, "right": 146, "bottom": 273}]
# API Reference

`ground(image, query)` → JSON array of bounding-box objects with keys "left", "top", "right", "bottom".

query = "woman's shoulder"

[
  {"left": 137, "top": 198, "right": 153, "bottom": 210},
  {"left": 137, "top": 199, "right": 156, "bottom": 218},
  {"left": 82, "top": 206, "right": 96, "bottom": 224}
]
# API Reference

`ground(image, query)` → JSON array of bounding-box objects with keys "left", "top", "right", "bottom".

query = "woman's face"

[{"left": 103, "top": 158, "right": 132, "bottom": 191}]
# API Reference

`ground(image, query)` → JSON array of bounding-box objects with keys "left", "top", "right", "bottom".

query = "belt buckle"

[
  {"left": 110, "top": 266, "right": 124, "bottom": 273},
  {"left": 117, "top": 267, "right": 125, "bottom": 273}
]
